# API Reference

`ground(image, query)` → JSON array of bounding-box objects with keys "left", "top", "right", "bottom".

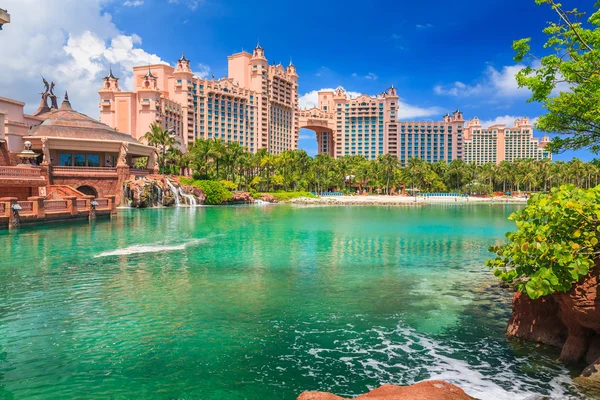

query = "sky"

[{"left": 0, "top": 0, "right": 595, "bottom": 161}]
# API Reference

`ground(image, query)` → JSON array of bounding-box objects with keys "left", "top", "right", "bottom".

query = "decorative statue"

[
  {"left": 49, "top": 81, "right": 58, "bottom": 109},
  {"left": 117, "top": 142, "right": 129, "bottom": 167}
]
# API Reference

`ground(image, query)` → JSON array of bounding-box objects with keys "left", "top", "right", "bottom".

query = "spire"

[
  {"left": 145, "top": 67, "right": 155, "bottom": 79},
  {"left": 289, "top": 57, "right": 294, "bottom": 67},
  {"left": 105, "top": 65, "right": 117, "bottom": 80},
  {"left": 179, "top": 51, "right": 188, "bottom": 62},
  {"left": 256, "top": 39, "right": 262, "bottom": 50},
  {"left": 60, "top": 91, "right": 72, "bottom": 110}
]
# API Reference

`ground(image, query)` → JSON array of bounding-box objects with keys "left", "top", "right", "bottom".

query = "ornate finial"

[
  {"left": 64, "top": 91, "right": 69, "bottom": 101},
  {"left": 289, "top": 57, "right": 294, "bottom": 67},
  {"left": 179, "top": 51, "right": 188, "bottom": 62},
  {"left": 145, "top": 67, "right": 155, "bottom": 79},
  {"left": 256, "top": 39, "right": 262, "bottom": 50}
]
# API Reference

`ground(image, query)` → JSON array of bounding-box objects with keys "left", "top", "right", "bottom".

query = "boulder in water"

[{"left": 297, "top": 381, "right": 475, "bottom": 400}]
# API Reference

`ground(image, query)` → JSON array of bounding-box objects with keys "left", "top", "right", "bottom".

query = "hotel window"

[
  {"left": 59, "top": 153, "right": 72, "bottom": 166},
  {"left": 74, "top": 154, "right": 86, "bottom": 167},
  {"left": 88, "top": 154, "right": 100, "bottom": 167}
]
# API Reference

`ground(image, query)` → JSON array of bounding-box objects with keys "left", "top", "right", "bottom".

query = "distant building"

[
  {"left": 462, "top": 117, "right": 551, "bottom": 164},
  {"left": 396, "top": 111, "right": 465, "bottom": 165},
  {"left": 298, "top": 86, "right": 550, "bottom": 164},
  {"left": 297, "top": 86, "right": 400, "bottom": 160},
  {"left": 99, "top": 43, "right": 299, "bottom": 154}
]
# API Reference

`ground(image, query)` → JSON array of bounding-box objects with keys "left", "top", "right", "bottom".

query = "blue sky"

[{"left": 2, "top": 0, "right": 595, "bottom": 161}]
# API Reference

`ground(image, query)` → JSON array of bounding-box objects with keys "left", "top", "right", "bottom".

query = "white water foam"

[
  {"left": 94, "top": 238, "right": 208, "bottom": 258},
  {"left": 282, "top": 320, "right": 582, "bottom": 400}
]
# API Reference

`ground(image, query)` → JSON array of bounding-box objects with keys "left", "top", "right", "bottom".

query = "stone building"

[{"left": 0, "top": 81, "right": 157, "bottom": 202}]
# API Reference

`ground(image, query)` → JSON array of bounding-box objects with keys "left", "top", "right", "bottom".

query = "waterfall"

[
  {"left": 136, "top": 186, "right": 142, "bottom": 208},
  {"left": 179, "top": 187, "right": 197, "bottom": 206},
  {"left": 157, "top": 186, "right": 162, "bottom": 207},
  {"left": 166, "top": 179, "right": 181, "bottom": 206}
]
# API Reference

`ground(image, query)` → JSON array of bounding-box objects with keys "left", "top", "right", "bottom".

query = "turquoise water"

[{"left": 0, "top": 204, "right": 582, "bottom": 399}]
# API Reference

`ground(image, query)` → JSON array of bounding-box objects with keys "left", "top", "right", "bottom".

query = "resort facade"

[
  {"left": 300, "top": 87, "right": 551, "bottom": 165},
  {"left": 99, "top": 44, "right": 299, "bottom": 154},
  {"left": 0, "top": 81, "right": 156, "bottom": 208}
]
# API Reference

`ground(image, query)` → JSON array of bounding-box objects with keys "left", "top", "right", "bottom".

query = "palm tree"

[
  {"left": 143, "top": 123, "right": 178, "bottom": 174},
  {"left": 377, "top": 153, "right": 399, "bottom": 195}
]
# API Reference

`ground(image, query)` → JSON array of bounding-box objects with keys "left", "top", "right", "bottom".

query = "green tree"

[
  {"left": 513, "top": 0, "right": 600, "bottom": 153},
  {"left": 142, "top": 123, "right": 178, "bottom": 174}
]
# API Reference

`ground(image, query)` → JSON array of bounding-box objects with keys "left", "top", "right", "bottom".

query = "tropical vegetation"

[
  {"left": 513, "top": 0, "right": 600, "bottom": 153},
  {"left": 153, "top": 137, "right": 600, "bottom": 195},
  {"left": 486, "top": 185, "right": 600, "bottom": 299}
]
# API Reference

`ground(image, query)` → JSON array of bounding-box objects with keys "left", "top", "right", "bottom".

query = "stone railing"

[
  {"left": 130, "top": 169, "right": 153, "bottom": 177},
  {"left": 45, "top": 200, "right": 69, "bottom": 211},
  {"left": 76, "top": 199, "right": 87, "bottom": 211},
  {"left": 0, "top": 194, "right": 118, "bottom": 229},
  {"left": 17, "top": 201, "right": 33, "bottom": 213},
  {"left": 0, "top": 166, "right": 43, "bottom": 178},
  {"left": 51, "top": 166, "right": 117, "bottom": 175}
]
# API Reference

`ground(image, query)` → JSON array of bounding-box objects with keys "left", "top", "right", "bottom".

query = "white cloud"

[
  {"left": 168, "top": 0, "right": 201, "bottom": 11},
  {"left": 299, "top": 87, "right": 444, "bottom": 120},
  {"left": 299, "top": 134, "right": 313, "bottom": 140},
  {"left": 434, "top": 63, "right": 570, "bottom": 99},
  {"left": 416, "top": 23, "right": 433, "bottom": 29},
  {"left": 396, "top": 101, "right": 443, "bottom": 120},
  {"left": 391, "top": 33, "right": 401, "bottom": 39},
  {"left": 351, "top": 73, "right": 358, "bottom": 77},
  {"left": 365, "top": 72, "right": 378, "bottom": 80},
  {"left": 479, "top": 115, "right": 539, "bottom": 128},
  {"left": 123, "top": 0, "right": 144, "bottom": 6},
  {"left": 0, "top": 0, "right": 168, "bottom": 118},
  {"left": 195, "top": 63, "right": 211, "bottom": 79},
  {"left": 298, "top": 88, "right": 362, "bottom": 109}
]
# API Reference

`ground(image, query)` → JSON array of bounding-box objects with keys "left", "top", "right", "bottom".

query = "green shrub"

[
  {"left": 260, "top": 192, "right": 317, "bottom": 201},
  {"left": 220, "top": 180, "right": 237, "bottom": 191},
  {"left": 486, "top": 185, "right": 600, "bottom": 299},
  {"left": 178, "top": 178, "right": 232, "bottom": 205}
]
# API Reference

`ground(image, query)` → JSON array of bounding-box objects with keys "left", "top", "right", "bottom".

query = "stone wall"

[{"left": 0, "top": 186, "right": 36, "bottom": 200}]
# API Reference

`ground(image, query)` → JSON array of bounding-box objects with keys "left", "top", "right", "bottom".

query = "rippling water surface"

[{"left": 0, "top": 204, "right": 583, "bottom": 399}]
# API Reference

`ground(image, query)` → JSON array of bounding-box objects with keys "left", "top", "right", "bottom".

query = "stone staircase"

[{"left": 46, "top": 185, "right": 86, "bottom": 200}]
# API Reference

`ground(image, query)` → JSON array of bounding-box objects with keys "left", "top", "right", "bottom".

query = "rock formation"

[
  {"left": 122, "top": 175, "right": 204, "bottom": 207},
  {"left": 297, "top": 381, "right": 475, "bottom": 400},
  {"left": 506, "top": 266, "right": 600, "bottom": 390}
]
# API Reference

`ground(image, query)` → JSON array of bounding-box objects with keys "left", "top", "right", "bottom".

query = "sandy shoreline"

[{"left": 289, "top": 195, "right": 528, "bottom": 206}]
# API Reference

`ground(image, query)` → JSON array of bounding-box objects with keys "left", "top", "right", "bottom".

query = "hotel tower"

[
  {"left": 299, "top": 87, "right": 550, "bottom": 165},
  {"left": 99, "top": 43, "right": 299, "bottom": 154}
]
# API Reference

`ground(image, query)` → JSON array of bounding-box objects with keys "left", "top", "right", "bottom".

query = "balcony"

[{"left": 0, "top": 166, "right": 46, "bottom": 187}]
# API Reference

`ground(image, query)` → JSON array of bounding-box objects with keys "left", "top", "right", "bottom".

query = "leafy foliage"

[
  {"left": 486, "top": 185, "right": 600, "bottom": 299},
  {"left": 182, "top": 179, "right": 233, "bottom": 205},
  {"left": 513, "top": 1, "right": 600, "bottom": 153}
]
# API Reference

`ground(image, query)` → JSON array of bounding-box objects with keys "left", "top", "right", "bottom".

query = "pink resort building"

[
  {"left": 298, "top": 87, "right": 551, "bottom": 165},
  {"left": 462, "top": 117, "right": 551, "bottom": 164},
  {"left": 99, "top": 43, "right": 299, "bottom": 154}
]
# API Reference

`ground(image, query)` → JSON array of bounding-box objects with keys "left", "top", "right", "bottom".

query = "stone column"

[
  {"left": 0, "top": 197, "right": 18, "bottom": 229},
  {"left": 82, "top": 195, "right": 94, "bottom": 220},
  {"left": 64, "top": 196, "right": 77, "bottom": 216},
  {"left": 28, "top": 196, "right": 45, "bottom": 219},
  {"left": 105, "top": 195, "right": 117, "bottom": 217},
  {"left": 147, "top": 150, "right": 159, "bottom": 174}
]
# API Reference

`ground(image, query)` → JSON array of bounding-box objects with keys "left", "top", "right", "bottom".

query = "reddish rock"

[
  {"left": 506, "top": 291, "right": 567, "bottom": 349},
  {"left": 507, "top": 267, "right": 600, "bottom": 364},
  {"left": 260, "top": 193, "right": 277, "bottom": 203},
  {"left": 298, "top": 381, "right": 475, "bottom": 400},
  {"left": 227, "top": 192, "right": 254, "bottom": 204}
]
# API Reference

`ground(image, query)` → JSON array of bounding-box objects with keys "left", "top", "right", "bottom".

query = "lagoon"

[{"left": 0, "top": 204, "right": 582, "bottom": 399}]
